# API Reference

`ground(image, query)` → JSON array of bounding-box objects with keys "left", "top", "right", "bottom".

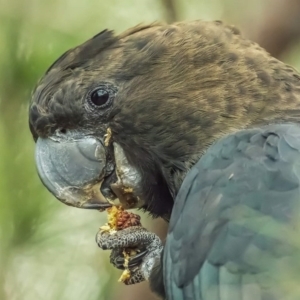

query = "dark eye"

[
  {"left": 87, "top": 85, "right": 116, "bottom": 110},
  {"left": 90, "top": 89, "right": 110, "bottom": 107}
]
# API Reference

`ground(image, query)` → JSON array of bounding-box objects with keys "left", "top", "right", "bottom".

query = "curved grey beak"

[{"left": 35, "top": 134, "right": 112, "bottom": 209}]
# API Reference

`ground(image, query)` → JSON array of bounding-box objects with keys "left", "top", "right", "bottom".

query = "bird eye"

[
  {"left": 90, "top": 89, "right": 110, "bottom": 107},
  {"left": 87, "top": 85, "right": 116, "bottom": 111}
]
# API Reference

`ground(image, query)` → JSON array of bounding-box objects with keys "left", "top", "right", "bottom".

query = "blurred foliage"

[{"left": 0, "top": 0, "right": 300, "bottom": 299}]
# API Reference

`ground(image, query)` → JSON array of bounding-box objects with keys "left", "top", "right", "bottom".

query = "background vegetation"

[{"left": 1, "top": 0, "right": 300, "bottom": 299}]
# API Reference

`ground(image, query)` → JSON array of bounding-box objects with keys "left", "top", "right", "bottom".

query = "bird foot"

[{"left": 96, "top": 226, "right": 163, "bottom": 284}]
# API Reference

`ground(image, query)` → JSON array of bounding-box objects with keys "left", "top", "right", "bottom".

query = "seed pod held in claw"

[{"left": 100, "top": 205, "right": 143, "bottom": 283}]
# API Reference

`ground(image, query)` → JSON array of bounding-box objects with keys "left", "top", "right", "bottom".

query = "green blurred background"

[{"left": 1, "top": 0, "right": 300, "bottom": 299}]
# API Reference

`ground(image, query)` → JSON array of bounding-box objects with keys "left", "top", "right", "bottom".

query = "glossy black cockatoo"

[{"left": 29, "top": 20, "right": 300, "bottom": 300}]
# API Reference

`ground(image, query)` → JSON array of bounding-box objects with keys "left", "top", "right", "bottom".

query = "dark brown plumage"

[{"left": 29, "top": 20, "right": 300, "bottom": 217}]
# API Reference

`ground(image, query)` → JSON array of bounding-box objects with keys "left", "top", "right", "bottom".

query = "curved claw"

[
  {"left": 95, "top": 225, "right": 163, "bottom": 284},
  {"left": 110, "top": 249, "right": 125, "bottom": 270},
  {"left": 128, "top": 250, "right": 148, "bottom": 268}
]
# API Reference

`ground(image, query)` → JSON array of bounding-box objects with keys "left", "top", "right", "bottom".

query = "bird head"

[{"left": 29, "top": 20, "right": 293, "bottom": 219}]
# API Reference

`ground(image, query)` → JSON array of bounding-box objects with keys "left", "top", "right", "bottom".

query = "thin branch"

[
  {"left": 160, "top": 0, "right": 179, "bottom": 23},
  {"left": 246, "top": 0, "right": 300, "bottom": 58}
]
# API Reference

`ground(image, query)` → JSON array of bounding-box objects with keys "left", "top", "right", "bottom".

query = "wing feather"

[{"left": 164, "top": 124, "right": 300, "bottom": 300}]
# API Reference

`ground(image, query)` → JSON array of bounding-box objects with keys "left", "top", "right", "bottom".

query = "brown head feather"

[{"left": 29, "top": 20, "right": 300, "bottom": 216}]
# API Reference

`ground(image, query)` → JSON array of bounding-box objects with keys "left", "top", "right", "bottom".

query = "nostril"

[
  {"left": 55, "top": 128, "right": 68, "bottom": 137},
  {"left": 59, "top": 128, "right": 67, "bottom": 134}
]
